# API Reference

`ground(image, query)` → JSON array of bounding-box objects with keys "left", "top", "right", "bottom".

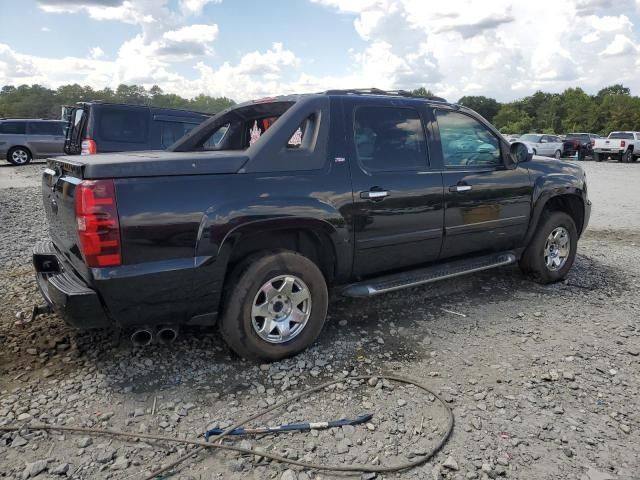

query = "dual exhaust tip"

[{"left": 131, "top": 326, "right": 178, "bottom": 347}]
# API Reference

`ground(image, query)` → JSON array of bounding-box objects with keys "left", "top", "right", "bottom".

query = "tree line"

[
  {"left": 0, "top": 84, "right": 235, "bottom": 119},
  {"left": 413, "top": 84, "right": 639, "bottom": 135},
  {"left": 1, "top": 83, "right": 637, "bottom": 135}
]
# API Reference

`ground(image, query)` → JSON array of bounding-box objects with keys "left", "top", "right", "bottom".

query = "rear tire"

[
  {"left": 622, "top": 149, "right": 632, "bottom": 163},
  {"left": 554, "top": 150, "right": 561, "bottom": 159},
  {"left": 519, "top": 211, "right": 577, "bottom": 284},
  {"left": 593, "top": 152, "right": 601, "bottom": 162},
  {"left": 7, "top": 147, "right": 32, "bottom": 165},
  {"left": 219, "top": 251, "right": 328, "bottom": 362}
]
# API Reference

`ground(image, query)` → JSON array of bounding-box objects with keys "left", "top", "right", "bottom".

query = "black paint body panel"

[{"left": 37, "top": 93, "right": 590, "bottom": 329}]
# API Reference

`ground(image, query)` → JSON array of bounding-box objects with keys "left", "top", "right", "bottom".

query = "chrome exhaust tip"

[
  {"left": 131, "top": 329, "right": 153, "bottom": 347},
  {"left": 156, "top": 326, "right": 178, "bottom": 344}
]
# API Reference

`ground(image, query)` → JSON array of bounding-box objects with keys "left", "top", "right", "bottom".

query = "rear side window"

[
  {"left": 436, "top": 110, "right": 501, "bottom": 167},
  {"left": 98, "top": 109, "right": 149, "bottom": 143},
  {"left": 0, "top": 121, "right": 26, "bottom": 134},
  {"left": 353, "top": 106, "right": 427, "bottom": 172},
  {"left": 159, "top": 121, "right": 198, "bottom": 148},
  {"left": 609, "top": 132, "right": 634, "bottom": 140},
  {"left": 29, "top": 122, "right": 64, "bottom": 135}
]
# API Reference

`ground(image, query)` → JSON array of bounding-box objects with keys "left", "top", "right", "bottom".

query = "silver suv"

[{"left": 0, "top": 119, "right": 66, "bottom": 165}]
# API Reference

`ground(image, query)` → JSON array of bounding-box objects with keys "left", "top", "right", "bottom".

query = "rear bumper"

[{"left": 33, "top": 241, "right": 111, "bottom": 328}]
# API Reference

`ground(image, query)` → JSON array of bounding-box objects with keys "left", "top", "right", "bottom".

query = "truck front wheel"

[
  {"left": 519, "top": 211, "right": 578, "bottom": 284},
  {"left": 220, "top": 251, "right": 328, "bottom": 361}
]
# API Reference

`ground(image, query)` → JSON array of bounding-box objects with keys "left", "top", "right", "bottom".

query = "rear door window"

[
  {"left": 353, "top": 106, "right": 427, "bottom": 172},
  {"left": 28, "top": 122, "right": 64, "bottom": 135},
  {"left": 159, "top": 121, "right": 198, "bottom": 148},
  {"left": 98, "top": 109, "right": 149, "bottom": 143},
  {"left": 0, "top": 121, "right": 26, "bottom": 134}
]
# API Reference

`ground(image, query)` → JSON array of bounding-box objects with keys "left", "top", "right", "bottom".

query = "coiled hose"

[{"left": 1, "top": 375, "right": 454, "bottom": 478}]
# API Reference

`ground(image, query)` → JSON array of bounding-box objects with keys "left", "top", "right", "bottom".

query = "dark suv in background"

[
  {"left": 63, "top": 102, "right": 210, "bottom": 155},
  {"left": 562, "top": 133, "right": 599, "bottom": 160},
  {"left": 0, "top": 119, "right": 66, "bottom": 165}
]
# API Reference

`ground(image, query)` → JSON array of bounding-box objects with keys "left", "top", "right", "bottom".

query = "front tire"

[
  {"left": 519, "top": 211, "right": 577, "bottom": 284},
  {"left": 219, "top": 251, "right": 328, "bottom": 361},
  {"left": 7, "top": 147, "right": 32, "bottom": 165}
]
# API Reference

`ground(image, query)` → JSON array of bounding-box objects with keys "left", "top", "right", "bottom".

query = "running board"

[{"left": 341, "top": 252, "right": 517, "bottom": 298}]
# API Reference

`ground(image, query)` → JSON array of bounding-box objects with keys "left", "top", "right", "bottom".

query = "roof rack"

[{"left": 324, "top": 88, "right": 448, "bottom": 103}]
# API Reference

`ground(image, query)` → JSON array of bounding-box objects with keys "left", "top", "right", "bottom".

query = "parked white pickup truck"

[{"left": 593, "top": 131, "right": 640, "bottom": 163}]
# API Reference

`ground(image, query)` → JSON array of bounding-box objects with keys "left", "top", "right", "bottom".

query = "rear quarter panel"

[{"left": 98, "top": 165, "right": 353, "bottom": 327}]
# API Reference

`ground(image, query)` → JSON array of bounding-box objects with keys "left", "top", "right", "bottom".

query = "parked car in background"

[
  {"left": 593, "top": 132, "right": 640, "bottom": 163},
  {"left": 503, "top": 134, "right": 521, "bottom": 142},
  {"left": 563, "top": 133, "right": 599, "bottom": 160},
  {"left": 519, "top": 134, "right": 564, "bottom": 158},
  {"left": 0, "top": 119, "right": 66, "bottom": 165},
  {"left": 63, "top": 102, "right": 210, "bottom": 155}
]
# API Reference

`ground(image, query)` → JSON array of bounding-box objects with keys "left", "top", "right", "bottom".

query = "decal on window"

[
  {"left": 288, "top": 127, "right": 303, "bottom": 146},
  {"left": 249, "top": 120, "right": 261, "bottom": 146}
]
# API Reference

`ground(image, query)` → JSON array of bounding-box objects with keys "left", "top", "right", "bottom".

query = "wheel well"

[
  {"left": 7, "top": 145, "right": 32, "bottom": 159},
  {"left": 226, "top": 228, "right": 337, "bottom": 284},
  {"left": 543, "top": 195, "right": 584, "bottom": 234}
]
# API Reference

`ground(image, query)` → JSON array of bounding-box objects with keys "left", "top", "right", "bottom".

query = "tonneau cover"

[{"left": 51, "top": 150, "right": 249, "bottom": 179}]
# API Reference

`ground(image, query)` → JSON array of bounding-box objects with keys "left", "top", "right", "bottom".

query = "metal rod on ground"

[{"left": 0, "top": 375, "right": 454, "bottom": 479}]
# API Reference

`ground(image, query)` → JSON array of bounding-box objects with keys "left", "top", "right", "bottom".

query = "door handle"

[
  {"left": 360, "top": 190, "right": 389, "bottom": 200},
  {"left": 449, "top": 184, "right": 472, "bottom": 193}
]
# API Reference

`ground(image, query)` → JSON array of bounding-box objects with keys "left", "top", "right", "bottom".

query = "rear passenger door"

[
  {"left": 345, "top": 98, "right": 444, "bottom": 276},
  {"left": 435, "top": 108, "right": 532, "bottom": 259},
  {"left": 27, "top": 121, "right": 65, "bottom": 156}
]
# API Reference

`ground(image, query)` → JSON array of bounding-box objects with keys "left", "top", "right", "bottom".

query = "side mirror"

[{"left": 510, "top": 141, "right": 533, "bottom": 165}]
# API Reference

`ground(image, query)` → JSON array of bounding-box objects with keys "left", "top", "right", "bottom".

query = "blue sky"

[{"left": 1, "top": 0, "right": 640, "bottom": 102}]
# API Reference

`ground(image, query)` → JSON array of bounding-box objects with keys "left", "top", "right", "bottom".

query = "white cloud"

[
  {"left": 4, "top": 0, "right": 640, "bottom": 103},
  {"left": 40, "top": 26, "right": 51, "bottom": 32},
  {"left": 163, "top": 24, "right": 218, "bottom": 43},
  {"left": 89, "top": 46, "right": 105, "bottom": 59},
  {"left": 179, "top": 0, "right": 221, "bottom": 16}
]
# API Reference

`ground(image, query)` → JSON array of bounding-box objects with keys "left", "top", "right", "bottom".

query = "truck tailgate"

[{"left": 42, "top": 158, "right": 91, "bottom": 281}]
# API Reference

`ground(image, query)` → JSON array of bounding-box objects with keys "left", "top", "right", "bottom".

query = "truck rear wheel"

[
  {"left": 622, "top": 149, "right": 632, "bottom": 163},
  {"left": 219, "top": 251, "right": 328, "bottom": 361},
  {"left": 519, "top": 211, "right": 577, "bottom": 284}
]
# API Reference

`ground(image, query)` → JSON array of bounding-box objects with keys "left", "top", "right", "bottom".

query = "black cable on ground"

[{"left": 0, "top": 375, "right": 454, "bottom": 478}]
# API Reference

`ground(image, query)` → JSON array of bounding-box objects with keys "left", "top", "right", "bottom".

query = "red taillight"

[
  {"left": 81, "top": 138, "right": 97, "bottom": 155},
  {"left": 75, "top": 179, "right": 121, "bottom": 267},
  {"left": 621, "top": 140, "right": 626, "bottom": 148}
]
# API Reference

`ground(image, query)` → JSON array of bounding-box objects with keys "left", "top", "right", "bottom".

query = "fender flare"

[{"left": 522, "top": 179, "right": 586, "bottom": 247}]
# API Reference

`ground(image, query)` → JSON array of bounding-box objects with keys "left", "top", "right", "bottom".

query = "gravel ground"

[{"left": 0, "top": 160, "right": 639, "bottom": 480}]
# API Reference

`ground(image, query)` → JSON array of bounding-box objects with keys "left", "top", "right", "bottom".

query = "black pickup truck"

[{"left": 34, "top": 89, "right": 591, "bottom": 361}]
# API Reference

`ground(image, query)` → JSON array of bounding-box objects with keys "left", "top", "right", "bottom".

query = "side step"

[{"left": 341, "top": 252, "right": 517, "bottom": 298}]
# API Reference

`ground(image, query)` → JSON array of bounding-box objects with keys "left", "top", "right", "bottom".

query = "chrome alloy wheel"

[
  {"left": 544, "top": 226, "right": 570, "bottom": 271},
  {"left": 11, "top": 149, "right": 29, "bottom": 164},
  {"left": 251, "top": 275, "right": 312, "bottom": 344}
]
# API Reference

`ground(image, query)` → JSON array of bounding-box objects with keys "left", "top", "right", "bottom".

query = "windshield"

[
  {"left": 609, "top": 132, "right": 634, "bottom": 139},
  {"left": 520, "top": 134, "right": 541, "bottom": 142}
]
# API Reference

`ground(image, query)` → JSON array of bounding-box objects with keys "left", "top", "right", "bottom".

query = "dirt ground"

[{"left": 0, "top": 160, "right": 638, "bottom": 480}]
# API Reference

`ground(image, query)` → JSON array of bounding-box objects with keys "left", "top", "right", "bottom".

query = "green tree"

[
  {"left": 559, "top": 87, "right": 595, "bottom": 133},
  {"left": 457, "top": 96, "right": 500, "bottom": 122},
  {"left": 493, "top": 103, "right": 533, "bottom": 134},
  {"left": 411, "top": 87, "right": 435, "bottom": 97}
]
